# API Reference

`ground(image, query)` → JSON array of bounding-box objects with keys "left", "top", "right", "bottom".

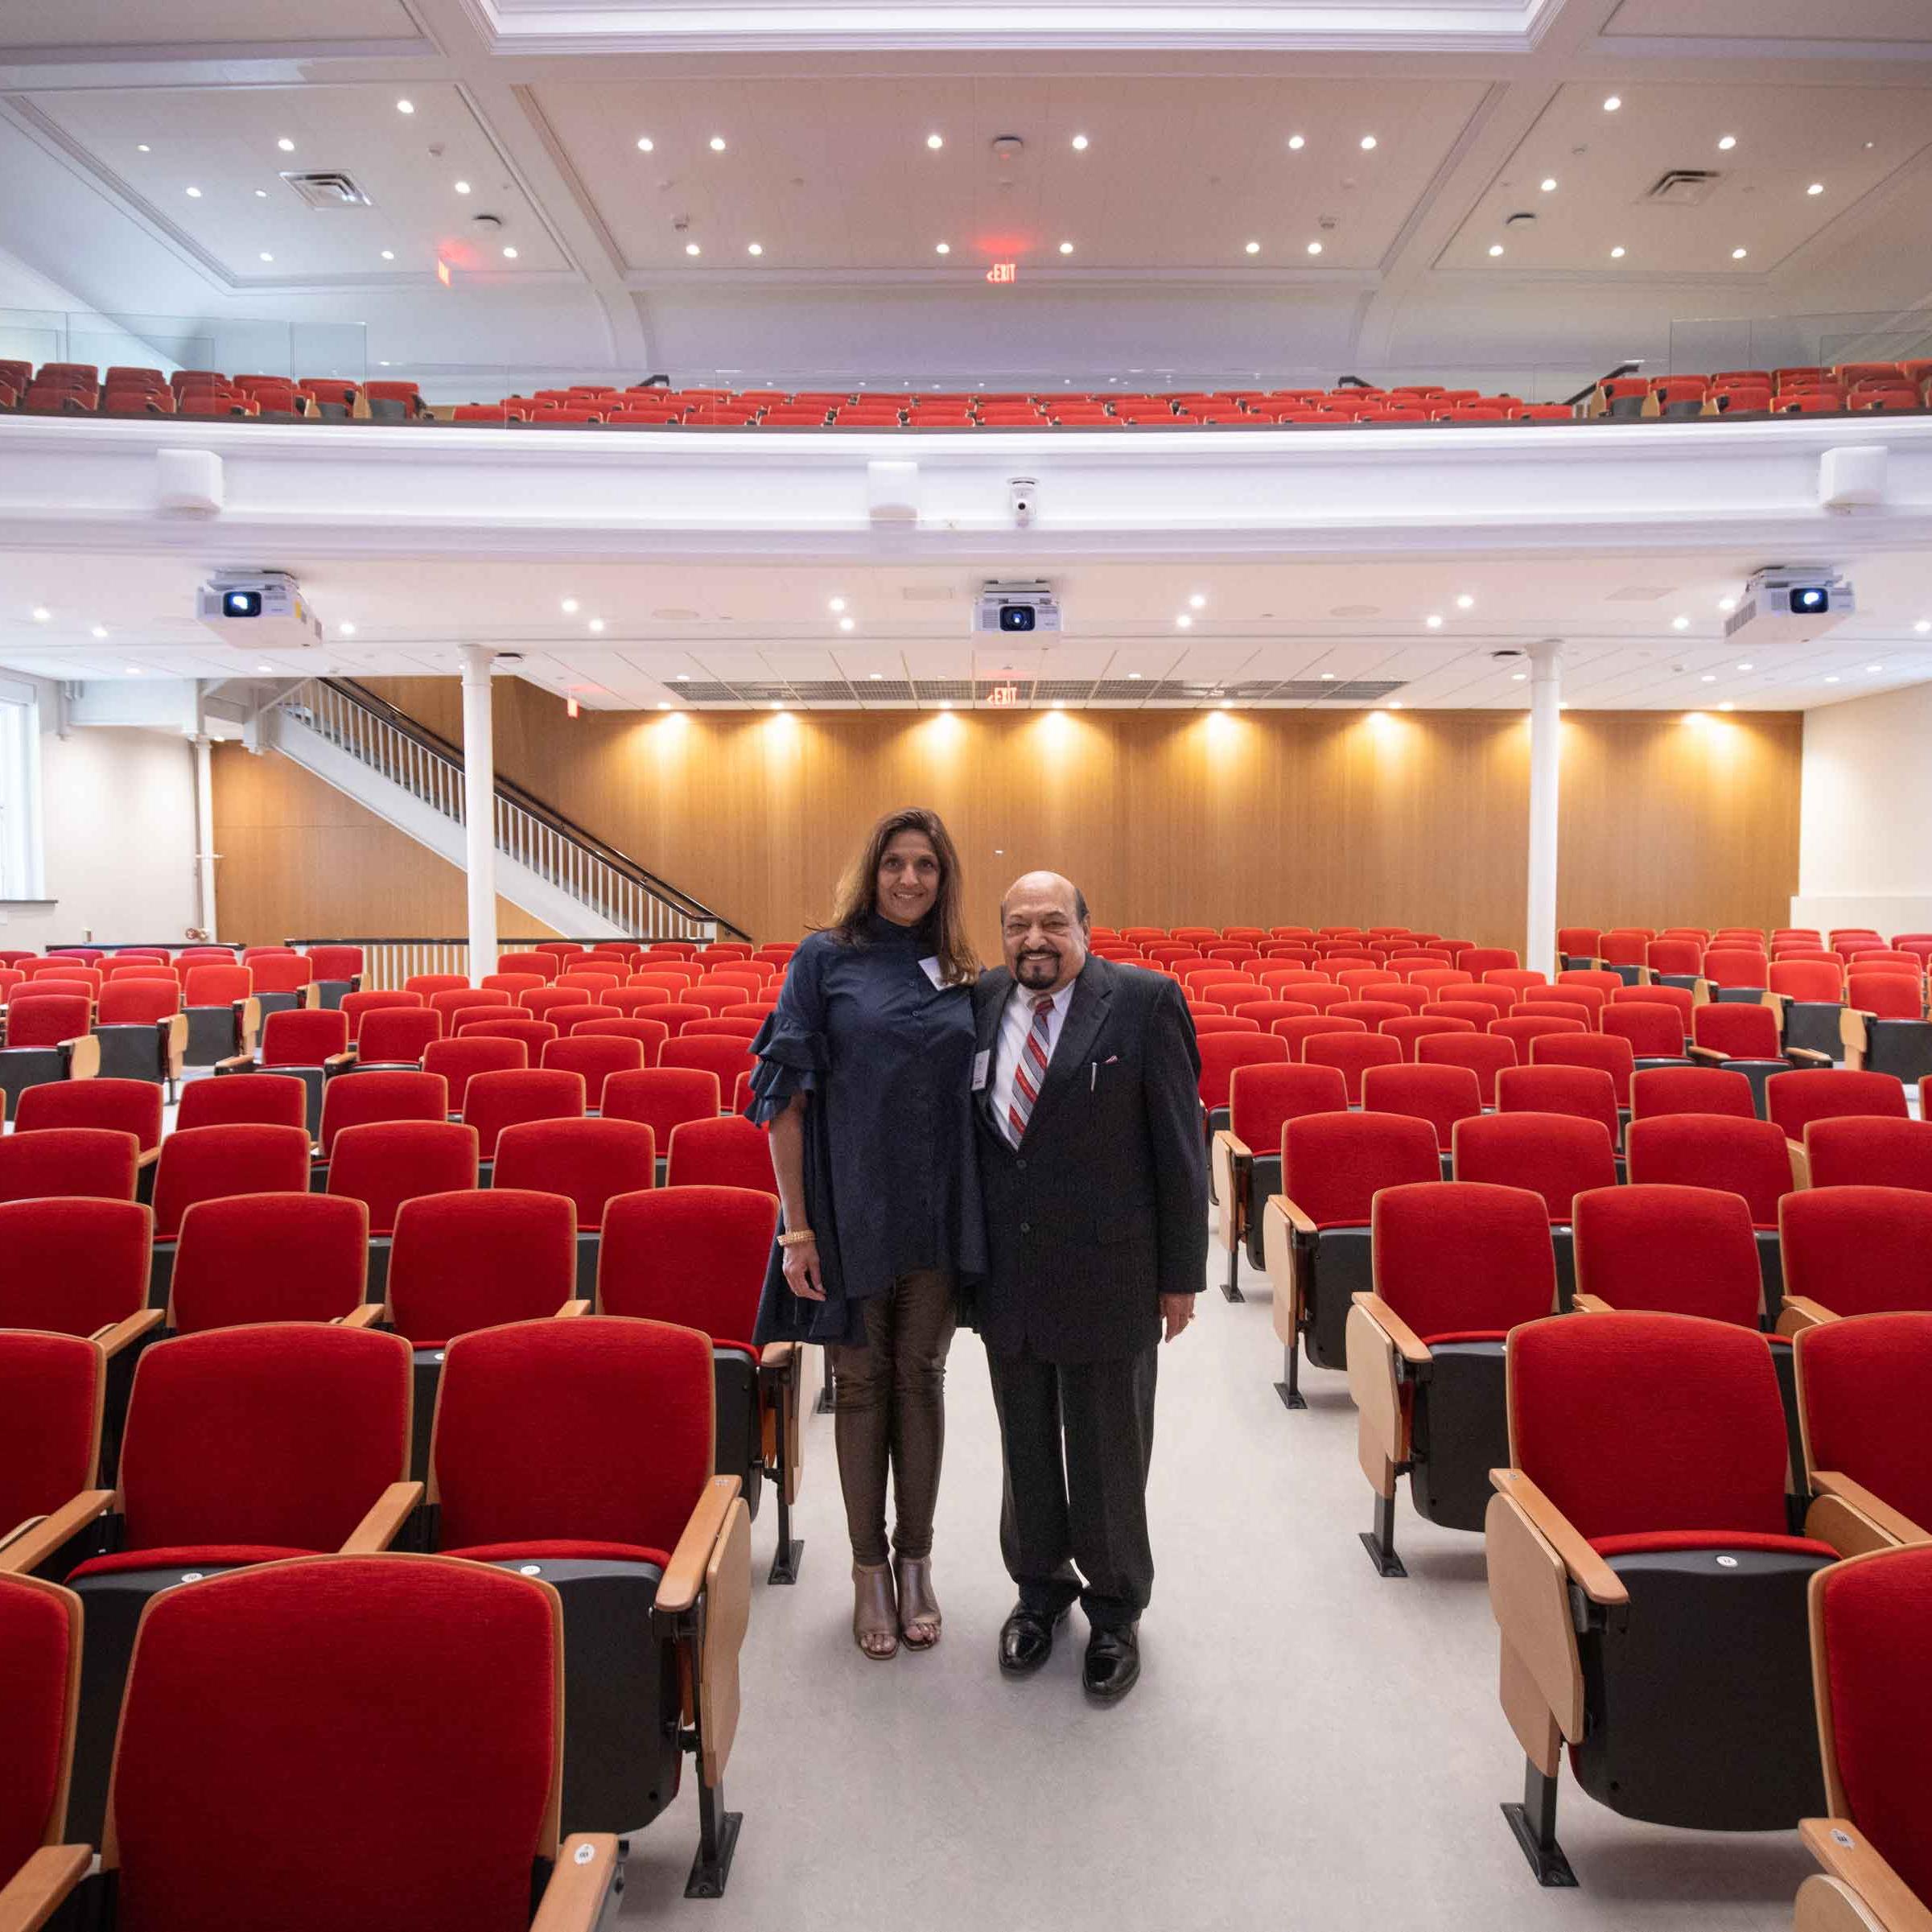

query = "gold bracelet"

[{"left": 777, "top": 1229, "right": 816, "bottom": 1248}]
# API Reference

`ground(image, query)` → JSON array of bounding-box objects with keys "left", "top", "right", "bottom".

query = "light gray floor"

[{"left": 616, "top": 1234, "right": 1815, "bottom": 1931}]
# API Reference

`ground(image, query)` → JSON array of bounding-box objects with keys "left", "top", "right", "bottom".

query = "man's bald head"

[{"left": 1000, "top": 871, "right": 1090, "bottom": 993}]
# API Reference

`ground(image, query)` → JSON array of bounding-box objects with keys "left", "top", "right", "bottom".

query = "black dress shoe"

[
  {"left": 999, "top": 1603, "right": 1069, "bottom": 1677},
  {"left": 1082, "top": 1625, "right": 1140, "bottom": 1702}
]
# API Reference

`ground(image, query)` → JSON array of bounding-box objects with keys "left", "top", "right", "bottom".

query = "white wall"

[
  {"left": 1794, "top": 680, "right": 1932, "bottom": 936},
  {"left": 0, "top": 674, "right": 200, "bottom": 950}
]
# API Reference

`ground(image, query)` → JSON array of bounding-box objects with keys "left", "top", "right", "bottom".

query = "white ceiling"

[{"left": 4, "top": 549, "right": 1929, "bottom": 711}]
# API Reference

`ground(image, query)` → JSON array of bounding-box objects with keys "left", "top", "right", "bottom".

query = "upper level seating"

[{"left": 9, "top": 357, "right": 1927, "bottom": 433}]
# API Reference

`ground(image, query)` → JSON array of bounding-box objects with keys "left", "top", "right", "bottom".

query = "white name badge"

[
  {"left": 972, "top": 1050, "right": 991, "bottom": 1091},
  {"left": 919, "top": 955, "right": 945, "bottom": 988}
]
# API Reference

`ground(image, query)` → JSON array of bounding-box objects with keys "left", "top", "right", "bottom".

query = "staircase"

[{"left": 266, "top": 678, "right": 746, "bottom": 943}]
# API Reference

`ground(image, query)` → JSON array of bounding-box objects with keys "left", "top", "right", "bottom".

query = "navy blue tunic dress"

[{"left": 747, "top": 915, "right": 985, "bottom": 1347}]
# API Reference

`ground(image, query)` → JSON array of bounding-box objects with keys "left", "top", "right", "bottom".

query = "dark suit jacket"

[{"left": 973, "top": 955, "right": 1208, "bottom": 1364}]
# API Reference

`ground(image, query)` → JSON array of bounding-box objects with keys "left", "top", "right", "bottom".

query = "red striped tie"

[{"left": 1007, "top": 994, "right": 1056, "bottom": 1143}]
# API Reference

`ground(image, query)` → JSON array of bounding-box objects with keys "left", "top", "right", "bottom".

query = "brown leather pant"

[{"left": 828, "top": 1268, "right": 958, "bottom": 1567}]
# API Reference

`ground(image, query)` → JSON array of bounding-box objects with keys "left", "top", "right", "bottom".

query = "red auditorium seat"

[
  {"left": 1767, "top": 1069, "right": 1909, "bottom": 1140},
  {"left": 175, "top": 1070, "right": 308, "bottom": 1134},
  {"left": 11, "top": 1077, "right": 163, "bottom": 1160},
  {"left": 1452, "top": 1110, "right": 1617, "bottom": 1305},
  {"left": 167, "top": 1193, "right": 372, "bottom": 1332},
  {"left": 492, "top": 1115, "right": 655, "bottom": 1292},
  {"left": 1777, "top": 1186, "right": 1932, "bottom": 1333},
  {"left": 462, "top": 1065, "right": 586, "bottom": 1165},
  {"left": 1802, "top": 1115, "right": 1932, "bottom": 1193},
  {"left": 1209, "top": 1062, "right": 1349, "bottom": 1301},
  {"left": 1497, "top": 1063, "right": 1621, "bottom": 1145},
  {"left": 1795, "top": 1312, "right": 1932, "bottom": 1546},
  {"left": 0, "top": 1127, "right": 139, "bottom": 1204},
  {"left": 324, "top": 1120, "right": 479, "bottom": 1250},
  {"left": 1628, "top": 1064, "right": 1757, "bottom": 1121}
]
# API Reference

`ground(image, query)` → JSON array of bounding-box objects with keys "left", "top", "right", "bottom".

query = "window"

[{"left": 0, "top": 678, "right": 46, "bottom": 899}]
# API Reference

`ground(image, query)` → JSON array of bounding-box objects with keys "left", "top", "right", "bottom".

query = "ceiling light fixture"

[
  {"left": 925, "top": 133, "right": 944, "bottom": 150},
  {"left": 1868, "top": 664, "right": 1885, "bottom": 673},
  {"left": 868, "top": 671, "right": 883, "bottom": 680},
  {"left": 561, "top": 597, "right": 579, "bottom": 613},
  {"left": 1824, "top": 676, "right": 1839, "bottom": 684},
  {"left": 1732, "top": 247, "right": 1748, "bottom": 259},
  {"left": 1129, "top": 671, "right": 1143, "bottom": 680},
  {"left": 1737, "top": 661, "right": 1754, "bottom": 670},
  {"left": 1189, "top": 594, "right": 1207, "bottom": 609},
  {"left": 502, "top": 245, "right": 518, "bottom": 258},
  {"left": 277, "top": 137, "right": 295, "bottom": 152},
  {"left": 126, "top": 665, "right": 142, "bottom": 675},
  {"left": 1512, "top": 672, "right": 1526, "bottom": 681},
  {"left": 1540, "top": 176, "right": 1557, "bottom": 192},
  {"left": 1287, "top": 134, "right": 1305, "bottom": 150},
  {"left": 1489, "top": 243, "right": 1506, "bottom": 257},
  {"left": 1701, "top": 673, "right": 1716, "bottom": 682},
  {"left": 184, "top": 185, "right": 202, "bottom": 197},
  {"left": 254, "top": 188, "right": 267, "bottom": 197},
  {"left": 1071, "top": 134, "right": 1090, "bottom": 150},
  {"left": 587, "top": 618, "right": 605, "bottom": 632},
  {"left": 1610, "top": 245, "right": 1627, "bottom": 258},
  {"left": 747, "top": 242, "right": 763, "bottom": 255},
  {"left": 1914, "top": 619, "right": 1930, "bottom": 634},
  {"left": 935, "top": 241, "right": 950, "bottom": 254},
  {"left": 657, "top": 701, "right": 670, "bottom": 710},
  {"left": 1386, "top": 701, "right": 1403, "bottom": 711},
  {"left": 1807, "top": 182, "right": 1824, "bottom": 196},
  {"left": 395, "top": 98, "right": 414, "bottom": 114},
  {"left": 675, "top": 673, "right": 690, "bottom": 681},
  {"left": 1719, "top": 701, "right": 1735, "bottom": 711},
  {"left": 1176, "top": 614, "right": 1193, "bottom": 628},
  {"left": 1306, "top": 241, "right": 1323, "bottom": 255},
  {"left": 1059, "top": 241, "right": 1074, "bottom": 254},
  {"left": 31, "top": 606, "right": 50, "bottom": 621},
  {"left": 685, "top": 242, "right": 701, "bottom": 256},
  {"left": 381, "top": 249, "right": 395, "bottom": 261},
  {"left": 338, "top": 621, "right": 356, "bottom": 636},
  {"left": 259, "top": 252, "right": 274, "bottom": 262},
  {"left": 827, "top": 596, "right": 846, "bottom": 612},
  {"left": 257, "top": 662, "right": 274, "bottom": 673},
  {"left": 91, "top": 625, "right": 108, "bottom": 639},
  {"left": 1245, "top": 241, "right": 1261, "bottom": 254},
  {"left": 1359, "top": 134, "right": 1378, "bottom": 150},
  {"left": 636, "top": 135, "right": 655, "bottom": 151},
  {"left": 1320, "top": 672, "right": 1337, "bottom": 681},
  {"left": 1456, "top": 594, "right": 1474, "bottom": 609},
  {"left": 1717, "top": 134, "right": 1737, "bottom": 150},
  {"left": 1719, "top": 596, "right": 1737, "bottom": 612},
  {"left": 137, "top": 143, "right": 150, "bottom": 152},
  {"left": 1424, "top": 614, "right": 1444, "bottom": 628},
  {"left": 708, "top": 136, "right": 727, "bottom": 151},
  {"left": 1671, "top": 615, "right": 1690, "bottom": 629},
  {"left": 454, "top": 179, "right": 471, "bottom": 195},
  {"left": 1602, "top": 94, "right": 1621, "bottom": 111},
  {"left": 838, "top": 616, "right": 855, "bottom": 632},
  {"left": 1218, "top": 699, "right": 1232, "bottom": 711}
]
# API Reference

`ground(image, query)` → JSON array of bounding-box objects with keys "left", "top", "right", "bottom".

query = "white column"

[
  {"left": 192, "top": 734, "right": 219, "bottom": 940},
  {"left": 459, "top": 646, "right": 497, "bottom": 982},
  {"left": 1525, "top": 640, "right": 1563, "bottom": 979}
]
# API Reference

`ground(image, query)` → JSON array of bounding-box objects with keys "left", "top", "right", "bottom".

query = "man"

[{"left": 972, "top": 871, "right": 1207, "bottom": 1700}]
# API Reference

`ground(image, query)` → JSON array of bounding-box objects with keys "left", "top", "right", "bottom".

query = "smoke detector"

[
  {"left": 470, "top": 212, "right": 504, "bottom": 231},
  {"left": 991, "top": 135, "right": 1025, "bottom": 161}
]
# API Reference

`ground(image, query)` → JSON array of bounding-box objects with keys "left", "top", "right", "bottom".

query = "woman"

[{"left": 748, "top": 807, "right": 983, "bottom": 1661}]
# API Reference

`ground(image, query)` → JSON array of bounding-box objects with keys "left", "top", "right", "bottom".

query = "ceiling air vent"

[
  {"left": 1644, "top": 170, "right": 1722, "bottom": 207},
  {"left": 279, "top": 171, "right": 373, "bottom": 209}
]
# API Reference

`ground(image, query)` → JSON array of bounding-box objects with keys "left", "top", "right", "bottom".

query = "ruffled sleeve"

[{"left": 744, "top": 937, "right": 830, "bottom": 1126}]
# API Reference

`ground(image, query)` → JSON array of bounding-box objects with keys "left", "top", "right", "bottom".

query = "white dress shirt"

[{"left": 991, "top": 976, "right": 1077, "bottom": 1147}]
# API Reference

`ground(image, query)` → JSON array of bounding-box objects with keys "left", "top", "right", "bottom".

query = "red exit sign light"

[
  {"left": 985, "top": 262, "right": 1017, "bottom": 284},
  {"left": 987, "top": 683, "right": 1021, "bottom": 706}
]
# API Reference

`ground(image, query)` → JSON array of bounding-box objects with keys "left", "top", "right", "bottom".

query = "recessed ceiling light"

[
  {"left": 937, "top": 699, "right": 953, "bottom": 711},
  {"left": 1306, "top": 241, "right": 1323, "bottom": 256},
  {"left": 1717, "top": 134, "right": 1737, "bottom": 150},
  {"left": 868, "top": 671, "right": 883, "bottom": 680},
  {"left": 1071, "top": 134, "right": 1090, "bottom": 150},
  {"left": 1610, "top": 245, "right": 1626, "bottom": 258},
  {"left": 1320, "top": 672, "right": 1337, "bottom": 681},
  {"left": 502, "top": 245, "right": 518, "bottom": 258},
  {"left": 258, "top": 252, "right": 274, "bottom": 262},
  {"left": 657, "top": 701, "right": 670, "bottom": 710},
  {"left": 381, "top": 249, "right": 395, "bottom": 261},
  {"left": 1718, "top": 596, "right": 1737, "bottom": 612},
  {"left": 1189, "top": 594, "right": 1207, "bottom": 609},
  {"left": 1244, "top": 241, "right": 1261, "bottom": 254},
  {"left": 1360, "top": 135, "right": 1378, "bottom": 150},
  {"left": 746, "top": 242, "right": 763, "bottom": 256},
  {"left": 675, "top": 673, "right": 690, "bottom": 681},
  {"left": 1737, "top": 661, "right": 1754, "bottom": 670},
  {"left": 1868, "top": 664, "right": 1885, "bottom": 673},
  {"left": 339, "top": 621, "right": 356, "bottom": 636},
  {"left": 1512, "top": 672, "right": 1526, "bottom": 681},
  {"left": 1671, "top": 615, "right": 1690, "bottom": 629},
  {"left": 1914, "top": 620, "right": 1930, "bottom": 633},
  {"left": 925, "top": 133, "right": 944, "bottom": 150},
  {"left": 1701, "top": 673, "right": 1716, "bottom": 682},
  {"left": 1424, "top": 614, "right": 1444, "bottom": 628},
  {"left": 1217, "top": 699, "right": 1232, "bottom": 711},
  {"left": 276, "top": 137, "right": 295, "bottom": 153},
  {"left": 1824, "top": 676, "right": 1839, "bottom": 684},
  {"left": 1807, "top": 182, "right": 1824, "bottom": 196},
  {"left": 1129, "top": 671, "right": 1143, "bottom": 680},
  {"left": 1603, "top": 95, "right": 1621, "bottom": 111},
  {"left": 1049, "top": 702, "right": 1064, "bottom": 712},
  {"left": 561, "top": 597, "right": 579, "bottom": 613},
  {"left": 685, "top": 242, "right": 701, "bottom": 256},
  {"left": 137, "top": 143, "right": 150, "bottom": 153},
  {"left": 1176, "top": 613, "right": 1193, "bottom": 628},
  {"left": 828, "top": 596, "right": 847, "bottom": 612},
  {"left": 1719, "top": 700, "right": 1735, "bottom": 711},
  {"left": 1059, "top": 241, "right": 1074, "bottom": 255},
  {"left": 1287, "top": 134, "right": 1305, "bottom": 150},
  {"left": 1456, "top": 594, "right": 1475, "bottom": 609},
  {"left": 31, "top": 606, "right": 50, "bottom": 621},
  {"left": 1387, "top": 701, "right": 1403, "bottom": 710},
  {"left": 184, "top": 185, "right": 202, "bottom": 198},
  {"left": 257, "top": 662, "right": 273, "bottom": 673},
  {"left": 935, "top": 241, "right": 950, "bottom": 254},
  {"left": 1540, "top": 177, "right": 1557, "bottom": 192},
  {"left": 708, "top": 136, "right": 727, "bottom": 151},
  {"left": 636, "top": 136, "right": 655, "bottom": 151},
  {"left": 454, "top": 179, "right": 472, "bottom": 195},
  {"left": 838, "top": 616, "right": 855, "bottom": 632},
  {"left": 126, "top": 665, "right": 142, "bottom": 675},
  {"left": 587, "top": 618, "right": 605, "bottom": 632},
  {"left": 1732, "top": 247, "right": 1748, "bottom": 259},
  {"left": 1488, "top": 243, "right": 1505, "bottom": 257},
  {"left": 772, "top": 701, "right": 785, "bottom": 711},
  {"left": 253, "top": 188, "right": 267, "bottom": 198},
  {"left": 91, "top": 625, "right": 108, "bottom": 639},
  {"left": 396, "top": 98, "right": 414, "bottom": 114}
]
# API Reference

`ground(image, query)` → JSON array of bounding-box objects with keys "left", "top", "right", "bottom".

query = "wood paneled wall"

[{"left": 204, "top": 680, "right": 1802, "bottom": 958}]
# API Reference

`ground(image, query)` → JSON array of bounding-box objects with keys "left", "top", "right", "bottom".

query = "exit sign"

[
  {"left": 985, "top": 262, "right": 1017, "bottom": 285},
  {"left": 987, "top": 683, "right": 1020, "bottom": 706}
]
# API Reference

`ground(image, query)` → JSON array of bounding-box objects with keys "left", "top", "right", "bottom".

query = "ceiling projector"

[
  {"left": 973, "top": 580, "right": 1061, "bottom": 636},
  {"left": 1722, "top": 565, "right": 1854, "bottom": 646},
  {"left": 196, "top": 571, "right": 322, "bottom": 649}
]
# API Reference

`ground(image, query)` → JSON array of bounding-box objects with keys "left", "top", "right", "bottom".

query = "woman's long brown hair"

[{"left": 824, "top": 807, "right": 978, "bottom": 985}]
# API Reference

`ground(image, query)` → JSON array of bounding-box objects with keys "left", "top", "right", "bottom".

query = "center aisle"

[{"left": 618, "top": 1226, "right": 1811, "bottom": 1930}]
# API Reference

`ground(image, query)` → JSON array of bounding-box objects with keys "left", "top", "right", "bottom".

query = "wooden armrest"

[
  {"left": 322, "top": 1051, "right": 356, "bottom": 1072},
  {"left": 1489, "top": 1468, "right": 1628, "bottom": 1606},
  {"left": 136, "top": 1145, "right": 160, "bottom": 1170},
  {"left": 212, "top": 1053, "right": 256, "bottom": 1074},
  {"left": 759, "top": 1341, "right": 797, "bottom": 1372},
  {"left": 1571, "top": 1291, "right": 1616, "bottom": 1315},
  {"left": 1761, "top": 991, "right": 1788, "bottom": 1017},
  {"left": 0, "top": 1843, "right": 93, "bottom": 1932},
  {"left": 555, "top": 1299, "right": 591, "bottom": 1318},
  {"left": 1787, "top": 1047, "right": 1833, "bottom": 1065},
  {"left": 1778, "top": 1295, "right": 1838, "bottom": 1337},
  {"left": 1351, "top": 1290, "right": 1431, "bottom": 1366},
  {"left": 340, "top": 1481, "right": 424, "bottom": 1553},
  {"left": 1687, "top": 1044, "right": 1727, "bottom": 1064},
  {"left": 89, "top": 1308, "right": 163, "bottom": 1357},
  {"left": 1271, "top": 1193, "right": 1318, "bottom": 1237},
  {"left": 1691, "top": 978, "right": 1712, "bottom": 1005},
  {"left": 1801, "top": 1819, "right": 1932, "bottom": 1932},
  {"left": 657, "top": 1474, "right": 743, "bottom": 1615},
  {"left": 336, "top": 1303, "right": 384, "bottom": 1329},
  {"left": 1810, "top": 1471, "right": 1930, "bottom": 1548},
  {"left": 0, "top": 1490, "right": 116, "bottom": 1576},
  {"left": 61, "top": 1035, "right": 100, "bottom": 1079},
  {"left": 1217, "top": 1130, "right": 1253, "bottom": 1162},
  {"left": 301, "top": 983, "right": 321, "bottom": 1010},
  {"left": 1789, "top": 1137, "right": 1814, "bottom": 1192},
  {"left": 529, "top": 1836, "right": 622, "bottom": 1932}
]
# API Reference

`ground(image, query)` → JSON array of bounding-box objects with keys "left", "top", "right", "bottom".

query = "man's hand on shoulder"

[{"left": 1160, "top": 1293, "right": 1197, "bottom": 1343}]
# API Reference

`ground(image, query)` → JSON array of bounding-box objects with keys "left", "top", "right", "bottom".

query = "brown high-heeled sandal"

[
  {"left": 852, "top": 1562, "right": 898, "bottom": 1661},
  {"left": 895, "top": 1555, "right": 941, "bottom": 1651}
]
